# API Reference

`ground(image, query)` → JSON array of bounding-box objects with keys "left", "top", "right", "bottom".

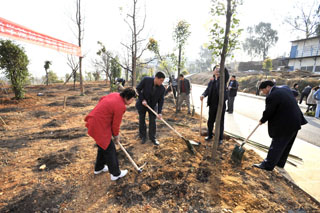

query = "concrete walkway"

[{"left": 190, "top": 85, "right": 320, "bottom": 202}]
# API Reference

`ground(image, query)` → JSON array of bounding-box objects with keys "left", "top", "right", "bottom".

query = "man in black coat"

[
  {"left": 200, "top": 65, "right": 229, "bottom": 144},
  {"left": 136, "top": 72, "right": 166, "bottom": 145},
  {"left": 253, "top": 80, "right": 308, "bottom": 171},
  {"left": 226, "top": 75, "right": 239, "bottom": 114},
  {"left": 299, "top": 85, "right": 311, "bottom": 104}
]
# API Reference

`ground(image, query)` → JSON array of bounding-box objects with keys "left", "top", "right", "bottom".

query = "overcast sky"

[{"left": 0, "top": 0, "right": 317, "bottom": 78}]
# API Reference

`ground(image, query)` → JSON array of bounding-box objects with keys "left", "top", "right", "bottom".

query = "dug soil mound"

[{"left": 0, "top": 82, "right": 319, "bottom": 212}]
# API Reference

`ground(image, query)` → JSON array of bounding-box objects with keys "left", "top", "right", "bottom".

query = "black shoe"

[
  {"left": 228, "top": 111, "right": 233, "bottom": 114},
  {"left": 188, "top": 111, "right": 191, "bottom": 115},
  {"left": 253, "top": 163, "right": 273, "bottom": 171},
  {"left": 218, "top": 140, "right": 223, "bottom": 145},
  {"left": 151, "top": 139, "right": 160, "bottom": 145},
  {"left": 205, "top": 136, "right": 213, "bottom": 141},
  {"left": 141, "top": 137, "right": 146, "bottom": 144}
]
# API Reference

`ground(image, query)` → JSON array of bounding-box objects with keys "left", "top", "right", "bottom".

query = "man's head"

[
  {"left": 120, "top": 87, "right": 137, "bottom": 105},
  {"left": 259, "top": 80, "right": 274, "bottom": 95},
  {"left": 213, "top": 65, "right": 220, "bottom": 77},
  {"left": 179, "top": 74, "right": 184, "bottom": 80},
  {"left": 154, "top": 71, "right": 165, "bottom": 86},
  {"left": 293, "top": 83, "right": 299, "bottom": 89},
  {"left": 231, "top": 75, "right": 236, "bottom": 81}
]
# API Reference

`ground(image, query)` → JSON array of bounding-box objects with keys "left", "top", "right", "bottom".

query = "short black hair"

[
  {"left": 232, "top": 75, "right": 236, "bottom": 78},
  {"left": 259, "top": 80, "right": 274, "bottom": 90},
  {"left": 293, "top": 83, "right": 298, "bottom": 88},
  {"left": 155, "top": 71, "right": 165, "bottom": 79},
  {"left": 179, "top": 74, "right": 184, "bottom": 77},
  {"left": 120, "top": 87, "right": 136, "bottom": 99}
]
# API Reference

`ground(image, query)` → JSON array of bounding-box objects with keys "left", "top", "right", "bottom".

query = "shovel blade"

[
  {"left": 189, "top": 140, "right": 200, "bottom": 146},
  {"left": 192, "top": 107, "right": 195, "bottom": 116},
  {"left": 182, "top": 137, "right": 196, "bottom": 155},
  {"left": 231, "top": 144, "right": 245, "bottom": 164}
]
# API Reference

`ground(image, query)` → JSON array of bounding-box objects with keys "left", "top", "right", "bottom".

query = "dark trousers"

[
  {"left": 207, "top": 103, "right": 226, "bottom": 140},
  {"left": 95, "top": 140, "right": 120, "bottom": 176},
  {"left": 227, "top": 96, "right": 235, "bottom": 112},
  {"left": 262, "top": 130, "right": 298, "bottom": 170},
  {"left": 136, "top": 103, "right": 157, "bottom": 141},
  {"left": 299, "top": 93, "right": 308, "bottom": 104},
  {"left": 306, "top": 104, "right": 316, "bottom": 112}
]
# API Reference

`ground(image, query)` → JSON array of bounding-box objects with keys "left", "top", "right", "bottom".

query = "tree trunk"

[
  {"left": 176, "top": 44, "right": 182, "bottom": 111},
  {"left": 212, "top": 0, "right": 232, "bottom": 160}
]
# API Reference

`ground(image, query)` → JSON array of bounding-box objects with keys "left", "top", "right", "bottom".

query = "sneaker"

[
  {"left": 151, "top": 139, "right": 160, "bottom": 145},
  {"left": 205, "top": 136, "right": 213, "bottom": 141},
  {"left": 219, "top": 140, "right": 223, "bottom": 145},
  {"left": 110, "top": 169, "right": 128, "bottom": 181},
  {"left": 94, "top": 165, "right": 109, "bottom": 175}
]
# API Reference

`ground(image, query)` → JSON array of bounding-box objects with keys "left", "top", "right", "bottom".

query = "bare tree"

[
  {"left": 65, "top": 55, "right": 79, "bottom": 90},
  {"left": 69, "top": 0, "right": 85, "bottom": 95},
  {"left": 284, "top": 0, "right": 320, "bottom": 38},
  {"left": 122, "top": 0, "right": 149, "bottom": 86}
]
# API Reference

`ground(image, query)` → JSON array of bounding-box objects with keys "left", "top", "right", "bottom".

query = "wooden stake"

[{"left": 63, "top": 96, "right": 67, "bottom": 111}]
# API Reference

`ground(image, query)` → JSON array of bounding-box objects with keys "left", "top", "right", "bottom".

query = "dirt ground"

[{"left": 0, "top": 82, "right": 319, "bottom": 212}]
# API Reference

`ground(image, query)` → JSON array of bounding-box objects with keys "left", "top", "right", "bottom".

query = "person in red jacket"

[{"left": 85, "top": 88, "right": 136, "bottom": 181}]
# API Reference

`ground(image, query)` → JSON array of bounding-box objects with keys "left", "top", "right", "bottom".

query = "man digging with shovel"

[
  {"left": 85, "top": 88, "right": 136, "bottom": 181},
  {"left": 253, "top": 80, "right": 307, "bottom": 171}
]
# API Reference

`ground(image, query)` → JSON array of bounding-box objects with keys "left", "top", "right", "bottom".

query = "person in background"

[
  {"left": 313, "top": 86, "right": 320, "bottom": 119},
  {"left": 253, "top": 80, "right": 307, "bottom": 171},
  {"left": 200, "top": 65, "right": 229, "bottom": 144},
  {"left": 177, "top": 74, "right": 191, "bottom": 114},
  {"left": 226, "top": 75, "right": 239, "bottom": 114},
  {"left": 136, "top": 71, "right": 166, "bottom": 145},
  {"left": 306, "top": 86, "right": 318, "bottom": 113},
  {"left": 299, "top": 85, "right": 312, "bottom": 104},
  {"left": 115, "top": 77, "right": 126, "bottom": 87},
  {"left": 165, "top": 75, "right": 178, "bottom": 99},
  {"left": 291, "top": 83, "right": 299, "bottom": 100},
  {"left": 85, "top": 88, "right": 136, "bottom": 181}
]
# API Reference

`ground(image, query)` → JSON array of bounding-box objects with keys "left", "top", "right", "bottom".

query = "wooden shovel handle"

[
  {"left": 241, "top": 123, "right": 260, "bottom": 148},
  {"left": 144, "top": 104, "right": 183, "bottom": 138},
  {"left": 118, "top": 141, "right": 141, "bottom": 171},
  {"left": 200, "top": 99, "right": 203, "bottom": 136}
]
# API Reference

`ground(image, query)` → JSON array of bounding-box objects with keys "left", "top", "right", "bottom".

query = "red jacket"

[{"left": 84, "top": 93, "right": 126, "bottom": 150}]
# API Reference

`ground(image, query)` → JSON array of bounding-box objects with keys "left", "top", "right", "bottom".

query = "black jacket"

[
  {"left": 178, "top": 78, "right": 191, "bottom": 95},
  {"left": 228, "top": 80, "right": 239, "bottom": 97},
  {"left": 302, "top": 85, "right": 312, "bottom": 95},
  {"left": 202, "top": 69, "right": 229, "bottom": 106},
  {"left": 260, "top": 86, "right": 307, "bottom": 138},
  {"left": 136, "top": 77, "right": 165, "bottom": 113}
]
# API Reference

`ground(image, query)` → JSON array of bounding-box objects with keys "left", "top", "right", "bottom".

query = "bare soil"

[{"left": 0, "top": 82, "right": 319, "bottom": 212}]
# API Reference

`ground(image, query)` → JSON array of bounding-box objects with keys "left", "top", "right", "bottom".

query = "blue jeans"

[{"left": 315, "top": 101, "right": 320, "bottom": 118}]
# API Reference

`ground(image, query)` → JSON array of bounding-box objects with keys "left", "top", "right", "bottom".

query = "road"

[{"left": 189, "top": 84, "right": 320, "bottom": 201}]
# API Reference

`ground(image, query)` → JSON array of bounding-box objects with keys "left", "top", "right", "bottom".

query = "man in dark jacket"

[
  {"left": 226, "top": 75, "right": 239, "bottom": 114},
  {"left": 136, "top": 72, "right": 166, "bottom": 145},
  {"left": 177, "top": 74, "right": 191, "bottom": 114},
  {"left": 253, "top": 80, "right": 308, "bottom": 171},
  {"left": 299, "top": 85, "right": 311, "bottom": 104},
  {"left": 200, "top": 65, "right": 229, "bottom": 144}
]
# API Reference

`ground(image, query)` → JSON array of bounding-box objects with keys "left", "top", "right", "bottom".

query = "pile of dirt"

[{"left": 0, "top": 81, "right": 319, "bottom": 212}]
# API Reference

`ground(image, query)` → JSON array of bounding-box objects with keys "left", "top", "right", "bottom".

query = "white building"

[{"left": 288, "top": 36, "right": 320, "bottom": 72}]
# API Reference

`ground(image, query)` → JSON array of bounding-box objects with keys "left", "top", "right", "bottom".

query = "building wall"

[{"left": 289, "top": 36, "right": 320, "bottom": 72}]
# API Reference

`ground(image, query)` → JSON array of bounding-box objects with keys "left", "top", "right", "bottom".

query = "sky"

[{"left": 0, "top": 0, "right": 317, "bottom": 79}]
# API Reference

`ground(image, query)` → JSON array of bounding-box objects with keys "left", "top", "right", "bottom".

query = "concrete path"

[{"left": 190, "top": 84, "right": 320, "bottom": 202}]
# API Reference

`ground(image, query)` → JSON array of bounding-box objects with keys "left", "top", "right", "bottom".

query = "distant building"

[{"left": 288, "top": 36, "right": 320, "bottom": 72}]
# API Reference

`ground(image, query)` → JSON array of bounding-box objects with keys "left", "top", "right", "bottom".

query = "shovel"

[
  {"left": 118, "top": 141, "right": 147, "bottom": 173},
  {"left": 231, "top": 123, "right": 260, "bottom": 164},
  {"left": 190, "top": 92, "right": 195, "bottom": 116},
  {"left": 144, "top": 104, "right": 199, "bottom": 154}
]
